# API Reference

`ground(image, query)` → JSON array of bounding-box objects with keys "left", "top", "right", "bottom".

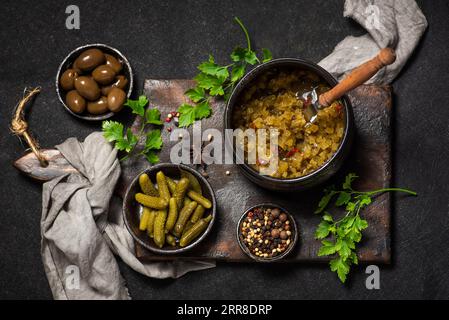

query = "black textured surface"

[{"left": 0, "top": 0, "right": 448, "bottom": 299}]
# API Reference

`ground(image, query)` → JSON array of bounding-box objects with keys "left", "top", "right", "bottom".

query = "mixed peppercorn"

[{"left": 239, "top": 206, "right": 294, "bottom": 259}]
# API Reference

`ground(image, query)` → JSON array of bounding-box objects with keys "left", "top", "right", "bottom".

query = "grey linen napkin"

[
  {"left": 319, "top": 0, "right": 427, "bottom": 84},
  {"left": 41, "top": 132, "right": 214, "bottom": 300}
]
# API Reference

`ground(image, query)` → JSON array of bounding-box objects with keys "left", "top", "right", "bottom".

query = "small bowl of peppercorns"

[{"left": 237, "top": 203, "right": 298, "bottom": 262}]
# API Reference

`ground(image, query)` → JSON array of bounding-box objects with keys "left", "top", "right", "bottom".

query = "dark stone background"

[{"left": 1, "top": 0, "right": 448, "bottom": 299}]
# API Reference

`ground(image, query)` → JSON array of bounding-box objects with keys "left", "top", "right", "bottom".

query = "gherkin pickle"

[
  {"left": 156, "top": 171, "right": 171, "bottom": 202},
  {"left": 190, "top": 204, "right": 205, "bottom": 224},
  {"left": 173, "top": 201, "right": 198, "bottom": 237},
  {"left": 174, "top": 177, "right": 190, "bottom": 209},
  {"left": 166, "top": 234, "right": 177, "bottom": 247},
  {"left": 182, "top": 221, "right": 194, "bottom": 237},
  {"left": 187, "top": 190, "right": 212, "bottom": 209},
  {"left": 183, "top": 197, "right": 192, "bottom": 207},
  {"left": 146, "top": 210, "right": 157, "bottom": 238},
  {"left": 180, "top": 215, "right": 212, "bottom": 247},
  {"left": 153, "top": 209, "right": 167, "bottom": 248},
  {"left": 180, "top": 169, "right": 202, "bottom": 195},
  {"left": 165, "top": 198, "right": 178, "bottom": 233},
  {"left": 135, "top": 193, "right": 168, "bottom": 209},
  {"left": 166, "top": 177, "right": 177, "bottom": 195},
  {"left": 139, "top": 173, "right": 159, "bottom": 197},
  {"left": 139, "top": 207, "right": 151, "bottom": 231}
]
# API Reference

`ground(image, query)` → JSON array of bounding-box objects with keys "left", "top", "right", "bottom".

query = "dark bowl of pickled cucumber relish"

[
  {"left": 123, "top": 163, "right": 216, "bottom": 255},
  {"left": 237, "top": 203, "right": 298, "bottom": 262}
]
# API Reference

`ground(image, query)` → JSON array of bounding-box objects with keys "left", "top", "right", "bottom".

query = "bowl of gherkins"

[{"left": 123, "top": 163, "right": 216, "bottom": 254}]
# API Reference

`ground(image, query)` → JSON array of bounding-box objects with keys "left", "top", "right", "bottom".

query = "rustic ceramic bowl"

[
  {"left": 56, "top": 43, "right": 134, "bottom": 121},
  {"left": 237, "top": 203, "right": 298, "bottom": 262},
  {"left": 224, "top": 58, "right": 354, "bottom": 191},
  {"left": 123, "top": 163, "right": 216, "bottom": 255}
]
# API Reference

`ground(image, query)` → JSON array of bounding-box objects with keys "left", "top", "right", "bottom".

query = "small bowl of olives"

[{"left": 56, "top": 43, "right": 134, "bottom": 121}]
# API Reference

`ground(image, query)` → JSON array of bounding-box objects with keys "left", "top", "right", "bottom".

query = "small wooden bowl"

[
  {"left": 55, "top": 43, "right": 134, "bottom": 121},
  {"left": 123, "top": 163, "right": 216, "bottom": 255},
  {"left": 237, "top": 203, "right": 298, "bottom": 262}
]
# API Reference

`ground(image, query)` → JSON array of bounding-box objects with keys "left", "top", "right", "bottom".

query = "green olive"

[
  {"left": 74, "top": 76, "right": 100, "bottom": 101},
  {"left": 65, "top": 90, "right": 86, "bottom": 114},
  {"left": 104, "top": 53, "right": 123, "bottom": 73},
  {"left": 92, "top": 65, "right": 116, "bottom": 85},
  {"left": 101, "top": 75, "right": 128, "bottom": 96},
  {"left": 107, "top": 87, "right": 126, "bottom": 112},
  {"left": 87, "top": 96, "right": 109, "bottom": 115},
  {"left": 60, "top": 69, "right": 78, "bottom": 91},
  {"left": 74, "top": 48, "right": 105, "bottom": 72}
]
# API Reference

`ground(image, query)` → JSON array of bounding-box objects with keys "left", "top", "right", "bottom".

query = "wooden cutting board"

[{"left": 128, "top": 80, "right": 392, "bottom": 263}]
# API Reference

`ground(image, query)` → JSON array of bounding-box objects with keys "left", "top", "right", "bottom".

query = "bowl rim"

[
  {"left": 236, "top": 202, "right": 298, "bottom": 262},
  {"left": 55, "top": 43, "right": 134, "bottom": 121},
  {"left": 224, "top": 57, "right": 353, "bottom": 185},
  {"left": 122, "top": 163, "right": 217, "bottom": 255}
]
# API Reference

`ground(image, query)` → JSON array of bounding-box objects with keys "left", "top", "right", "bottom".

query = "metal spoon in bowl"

[{"left": 299, "top": 47, "right": 397, "bottom": 124}]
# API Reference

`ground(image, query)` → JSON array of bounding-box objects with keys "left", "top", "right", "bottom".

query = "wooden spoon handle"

[{"left": 319, "top": 48, "right": 396, "bottom": 106}]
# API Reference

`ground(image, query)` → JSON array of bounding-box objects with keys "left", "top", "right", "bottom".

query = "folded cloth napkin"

[
  {"left": 319, "top": 0, "right": 427, "bottom": 84},
  {"left": 41, "top": 132, "right": 214, "bottom": 300}
]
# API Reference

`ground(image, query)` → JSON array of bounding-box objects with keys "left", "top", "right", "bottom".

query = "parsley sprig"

[
  {"left": 102, "top": 95, "right": 163, "bottom": 164},
  {"left": 315, "top": 173, "right": 417, "bottom": 283},
  {"left": 178, "top": 17, "right": 272, "bottom": 127}
]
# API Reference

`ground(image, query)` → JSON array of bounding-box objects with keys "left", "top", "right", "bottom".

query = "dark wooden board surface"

[{"left": 121, "top": 80, "right": 392, "bottom": 263}]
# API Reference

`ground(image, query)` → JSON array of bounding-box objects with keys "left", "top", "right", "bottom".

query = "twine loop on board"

[{"left": 10, "top": 87, "right": 48, "bottom": 167}]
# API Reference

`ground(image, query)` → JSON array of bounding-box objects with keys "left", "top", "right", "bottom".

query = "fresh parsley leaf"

[
  {"left": 124, "top": 95, "right": 148, "bottom": 117},
  {"left": 346, "top": 201, "right": 356, "bottom": 212},
  {"left": 337, "top": 239, "right": 352, "bottom": 260},
  {"left": 355, "top": 216, "right": 368, "bottom": 231},
  {"left": 315, "top": 221, "right": 331, "bottom": 239},
  {"left": 103, "top": 97, "right": 163, "bottom": 164},
  {"left": 115, "top": 139, "right": 131, "bottom": 152},
  {"left": 318, "top": 241, "right": 337, "bottom": 256},
  {"left": 230, "top": 47, "right": 247, "bottom": 62},
  {"left": 102, "top": 121, "right": 135, "bottom": 152},
  {"left": 144, "top": 150, "right": 160, "bottom": 164},
  {"left": 209, "top": 85, "right": 225, "bottom": 96},
  {"left": 358, "top": 194, "right": 372, "bottom": 208},
  {"left": 102, "top": 121, "right": 124, "bottom": 143},
  {"left": 177, "top": 101, "right": 212, "bottom": 127},
  {"left": 145, "top": 108, "right": 163, "bottom": 125},
  {"left": 343, "top": 173, "right": 358, "bottom": 190},
  {"left": 347, "top": 226, "right": 362, "bottom": 243},
  {"left": 194, "top": 73, "right": 225, "bottom": 90},
  {"left": 185, "top": 87, "right": 206, "bottom": 103},
  {"left": 145, "top": 129, "right": 163, "bottom": 151},
  {"left": 178, "top": 103, "right": 194, "bottom": 114},
  {"left": 335, "top": 191, "right": 351, "bottom": 206},
  {"left": 244, "top": 50, "right": 258, "bottom": 65},
  {"left": 330, "top": 257, "right": 350, "bottom": 283},
  {"left": 126, "top": 128, "right": 138, "bottom": 148},
  {"left": 315, "top": 190, "right": 336, "bottom": 213},
  {"left": 198, "top": 56, "right": 229, "bottom": 80},
  {"left": 350, "top": 252, "right": 359, "bottom": 265},
  {"left": 194, "top": 101, "right": 212, "bottom": 119},
  {"left": 262, "top": 48, "right": 272, "bottom": 62},
  {"left": 323, "top": 212, "right": 333, "bottom": 222},
  {"left": 177, "top": 104, "right": 196, "bottom": 128},
  {"left": 231, "top": 64, "right": 246, "bottom": 82}
]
